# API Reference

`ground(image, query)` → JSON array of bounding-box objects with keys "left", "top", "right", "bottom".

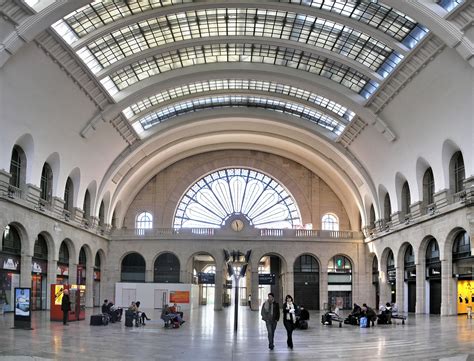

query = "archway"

[
  {"left": 426, "top": 238, "right": 441, "bottom": 314},
  {"left": 403, "top": 244, "right": 416, "bottom": 313},
  {"left": 293, "top": 254, "right": 320, "bottom": 310},
  {"left": 387, "top": 250, "right": 396, "bottom": 303},
  {"left": 191, "top": 253, "right": 217, "bottom": 306},
  {"left": 32, "top": 234, "right": 48, "bottom": 311},
  {"left": 328, "top": 255, "right": 352, "bottom": 310},
  {"left": 121, "top": 253, "right": 146, "bottom": 282},
  {"left": 0, "top": 225, "right": 22, "bottom": 312},
  {"left": 372, "top": 255, "right": 379, "bottom": 309},
  {"left": 154, "top": 253, "right": 180, "bottom": 283},
  {"left": 452, "top": 230, "right": 473, "bottom": 314},
  {"left": 258, "top": 254, "right": 284, "bottom": 305}
]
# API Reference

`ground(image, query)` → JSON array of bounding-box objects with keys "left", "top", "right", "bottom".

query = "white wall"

[
  {"left": 350, "top": 47, "right": 473, "bottom": 213},
  {"left": 0, "top": 42, "right": 127, "bottom": 209},
  {"left": 114, "top": 282, "right": 199, "bottom": 312}
]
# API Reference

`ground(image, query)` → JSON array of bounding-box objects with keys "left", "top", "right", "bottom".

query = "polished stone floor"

[{"left": 0, "top": 306, "right": 473, "bottom": 360}]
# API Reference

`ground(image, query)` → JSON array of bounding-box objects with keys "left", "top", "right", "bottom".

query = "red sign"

[{"left": 170, "top": 291, "right": 190, "bottom": 304}]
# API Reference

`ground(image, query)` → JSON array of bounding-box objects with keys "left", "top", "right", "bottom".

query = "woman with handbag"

[{"left": 282, "top": 295, "right": 297, "bottom": 349}]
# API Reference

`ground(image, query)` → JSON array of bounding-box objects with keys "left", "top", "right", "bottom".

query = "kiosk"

[
  {"left": 13, "top": 287, "right": 32, "bottom": 329},
  {"left": 50, "top": 284, "right": 86, "bottom": 322}
]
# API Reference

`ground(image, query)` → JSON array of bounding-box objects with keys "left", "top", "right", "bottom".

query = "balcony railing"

[{"left": 112, "top": 227, "right": 363, "bottom": 241}]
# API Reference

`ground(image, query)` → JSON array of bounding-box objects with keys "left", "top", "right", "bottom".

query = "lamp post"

[{"left": 224, "top": 249, "right": 251, "bottom": 333}]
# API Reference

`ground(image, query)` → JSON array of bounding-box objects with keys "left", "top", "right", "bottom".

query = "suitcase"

[{"left": 90, "top": 314, "right": 103, "bottom": 326}]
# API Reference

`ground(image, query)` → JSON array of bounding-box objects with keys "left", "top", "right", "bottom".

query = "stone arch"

[
  {"left": 5, "top": 221, "right": 30, "bottom": 256},
  {"left": 13, "top": 133, "right": 34, "bottom": 185},
  {"left": 37, "top": 231, "right": 55, "bottom": 262}
]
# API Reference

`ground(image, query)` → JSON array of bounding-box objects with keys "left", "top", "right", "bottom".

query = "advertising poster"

[
  {"left": 54, "top": 285, "right": 64, "bottom": 305},
  {"left": 170, "top": 291, "right": 190, "bottom": 304},
  {"left": 14, "top": 288, "right": 31, "bottom": 318},
  {"left": 457, "top": 280, "right": 474, "bottom": 314}
]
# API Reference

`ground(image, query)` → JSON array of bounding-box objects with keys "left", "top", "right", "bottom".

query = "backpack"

[{"left": 359, "top": 316, "right": 368, "bottom": 328}]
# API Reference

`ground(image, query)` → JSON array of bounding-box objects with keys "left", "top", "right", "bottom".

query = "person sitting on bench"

[
  {"left": 295, "top": 305, "right": 310, "bottom": 329},
  {"left": 135, "top": 301, "right": 151, "bottom": 325},
  {"left": 161, "top": 305, "right": 184, "bottom": 327},
  {"left": 169, "top": 303, "right": 184, "bottom": 319},
  {"left": 378, "top": 303, "right": 392, "bottom": 324},
  {"left": 362, "top": 304, "right": 377, "bottom": 327}
]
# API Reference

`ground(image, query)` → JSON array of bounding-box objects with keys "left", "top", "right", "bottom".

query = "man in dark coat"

[
  {"left": 61, "top": 289, "right": 71, "bottom": 325},
  {"left": 261, "top": 292, "right": 280, "bottom": 350}
]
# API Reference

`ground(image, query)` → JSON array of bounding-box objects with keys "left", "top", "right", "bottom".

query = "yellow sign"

[
  {"left": 54, "top": 285, "right": 64, "bottom": 305},
  {"left": 457, "top": 280, "right": 474, "bottom": 314}
]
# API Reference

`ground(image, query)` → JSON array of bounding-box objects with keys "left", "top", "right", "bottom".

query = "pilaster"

[
  {"left": 25, "top": 183, "right": 41, "bottom": 208},
  {"left": 395, "top": 267, "right": 404, "bottom": 312},
  {"left": 85, "top": 265, "right": 94, "bottom": 307},
  {"left": 20, "top": 254, "right": 32, "bottom": 288},
  {"left": 214, "top": 269, "right": 223, "bottom": 311},
  {"left": 319, "top": 270, "right": 328, "bottom": 311},
  {"left": 441, "top": 259, "right": 456, "bottom": 316},
  {"left": 251, "top": 270, "right": 259, "bottom": 311},
  {"left": 415, "top": 262, "right": 426, "bottom": 314}
]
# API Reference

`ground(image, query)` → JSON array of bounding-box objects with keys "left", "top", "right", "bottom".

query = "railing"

[
  {"left": 7, "top": 185, "right": 22, "bottom": 199},
  {"left": 112, "top": 227, "right": 363, "bottom": 240}
]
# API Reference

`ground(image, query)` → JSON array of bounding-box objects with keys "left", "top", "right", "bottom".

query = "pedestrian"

[
  {"left": 248, "top": 294, "right": 251, "bottom": 307},
  {"left": 282, "top": 295, "right": 297, "bottom": 349},
  {"left": 261, "top": 292, "right": 280, "bottom": 350},
  {"left": 61, "top": 289, "right": 71, "bottom": 325}
]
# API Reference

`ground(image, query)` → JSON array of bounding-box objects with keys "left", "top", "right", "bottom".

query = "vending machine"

[{"left": 50, "top": 284, "right": 86, "bottom": 322}]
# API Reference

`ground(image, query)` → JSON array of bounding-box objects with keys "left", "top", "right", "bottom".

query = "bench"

[
  {"left": 322, "top": 312, "right": 344, "bottom": 327},
  {"left": 391, "top": 314, "right": 407, "bottom": 324}
]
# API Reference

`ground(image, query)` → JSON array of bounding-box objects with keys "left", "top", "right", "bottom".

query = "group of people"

[
  {"left": 160, "top": 303, "right": 185, "bottom": 327},
  {"left": 345, "top": 302, "right": 399, "bottom": 326},
  {"left": 101, "top": 299, "right": 123, "bottom": 323},
  {"left": 260, "top": 293, "right": 309, "bottom": 350},
  {"left": 128, "top": 301, "right": 151, "bottom": 326}
]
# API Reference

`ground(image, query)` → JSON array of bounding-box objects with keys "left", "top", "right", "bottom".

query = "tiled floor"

[{"left": 0, "top": 306, "right": 473, "bottom": 360}]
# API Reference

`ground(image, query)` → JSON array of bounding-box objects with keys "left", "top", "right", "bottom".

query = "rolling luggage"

[
  {"left": 90, "top": 314, "right": 103, "bottom": 326},
  {"left": 125, "top": 310, "right": 134, "bottom": 327}
]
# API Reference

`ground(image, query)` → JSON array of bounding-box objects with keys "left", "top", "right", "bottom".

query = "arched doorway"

[
  {"left": 154, "top": 253, "right": 180, "bottom": 283},
  {"left": 77, "top": 247, "right": 87, "bottom": 285},
  {"left": 121, "top": 253, "right": 146, "bottom": 282},
  {"left": 404, "top": 245, "right": 416, "bottom": 313},
  {"left": 328, "top": 255, "right": 352, "bottom": 310},
  {"left": 93, "top": 252, "right": 102, "bottom": 307},
  {"left": 372, "top": 256, "right": 379, "bottom": 309},
  {"left": 32, "top": 234, "right": 48, "bottom": 310},
  {"left": 191, "top": 253, "right": 216, "bottom": 306},
  {"left": 452, "top": 230, "right": 473, "bottom": 314},
  {"left": 258, "top": 255, "right": 283, "bottom": 305},
  {"left": 0, "top": 225, "right": 22, "bottom": 312},
  {"left": 387, "top": 250, "right": 396, "bottom": 303},
  {"left": 426, "top": 238, "right": 441, "bottom": 314},
  {"left": 57, "top": 241, "right": 70, "bottom": 284},
  {"left": 293, "top": 254, "right": 319, "bottom": 310}
]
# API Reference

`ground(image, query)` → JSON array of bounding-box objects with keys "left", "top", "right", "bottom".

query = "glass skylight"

[
  {"left": 173, "top": 168, "right": 302, "bottom": 229},
  {"left": 109, "top": 43, "right": 371, "bottom": 93},
  {"left": 77, "top": 8, "right": 398, "bottom": 75},
  {"left": 137, "top": 95, "right": 346, "bottom": 135},
  {"left": 122, "top": 79, "right": 356, "bottom": 122}
]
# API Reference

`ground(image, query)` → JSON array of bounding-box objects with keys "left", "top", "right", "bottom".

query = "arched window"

[
  {"left": 79, "top": 247, "right": 87, "bottom": 266},
  {"left": 404, "top": 245, "right": 415, "bottom": 267},
  {"left": 64, "top": 177, "right": 74, "bottom": 212},
  {"left": 154, "top": 253, "right": 180, "bottom": 283},
  {"left": 450, "top": 151, "right": 465, "bottom": 194},
  {"left": 136, "top": 212, "right": 153, "bottom": 231},
  {"left": 173, "top": 168, "right": 301, "bottom": 229},
  {"left": 34, "top": 235, "right": 48, "bottom": 260},
  {"left": 2, "top": 225, "right": 21, "bottom": 255},
  {"left": 322, "top": 213, "right": 339, "bottom": 231},
  {"left": 426, "top": 238, "right": 440, "bottom": 264},
  {"left": 40, "top": 163, "right": 53, "bottom": 202},
  {"left": 98, "top": 201, "right": 105, "bottom": 227},
  {"left": 369, "top": 205, "right": 376, "bottom": 229},
  {"left": 423, "top": 168, "right": 435, "bottom": 206},
  {"left": 401, "top": 181, "right": 411, "bottom": 217},
  {"left": 372, "top": 256, "right": 379, "bottom": 283},
  {"left": 121, "top": 253, "right": 146, "bottom": 282},
  {"left": 9, "top": 146, "right": 26, "bottom": 192},
  {"left": 453, "top": 231, "right": 471, "bottom": 260},
  {"left": 95, "top": 252, "right": 101, "bottom": 269},
  {"left": 83, "top": 190, "right": 91, "bottom": 221},
  {"left": 383, "top": 193, "right": 391, "bottom": 222},
  {"left": 58, "top": 242, "right": 69, "bottom": 264}
]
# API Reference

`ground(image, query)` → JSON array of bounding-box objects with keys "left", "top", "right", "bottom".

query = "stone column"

[
  {"left": 68, "top": 263, "right": 77, "bottom": 285},
  {"left": 251, "top": 270, "right": 259, "bottom": 311},
  {"left": 395, "top": 267, "right": 404, "bottom": 313},
  {"left": 47, "top": 259, "right": 58, "bottom": 310},
  {"left": 214, "top": 269, "right": 223, "bottom": 311},
  {"left": 145, "top": 269, "right": 154, "bottom": 283},
  {"left": 85, "top": 265, "right": 94, "bottom": 307},
  {"left": 415, "top": 262, "right": 426, "bottom": 314},
  {"left": 106, "top": 263, "right": 121, "bottom": 305},
  {"left": 441, "top": 258, "right": 456, "bottom": 316},
  {"left": 20, "top": 254, "right": 32, "bottom": 288},
  {"left": 286, "top": 271, "right": 294, "bottom": 301},
  {"left": 319, "top": 270, "right": 328, "bottom": 311}
]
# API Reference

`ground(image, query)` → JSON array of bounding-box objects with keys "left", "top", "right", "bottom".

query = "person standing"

[
  {"left": 61, "top": 289, "right": 71, "bottom": 325},
  {"left": 282, "top": 295, "right": 297, "bottom": 349},
  {"left": 248, "top": 294, "right": 251, "bottom": 308},
  {"left": 261, "top": 292, "right": 280, "bottom": 350}
]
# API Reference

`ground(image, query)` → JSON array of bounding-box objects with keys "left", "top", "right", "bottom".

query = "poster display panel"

[{"left": 457, "top": 280, "right": 474, "bottom": 314}]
